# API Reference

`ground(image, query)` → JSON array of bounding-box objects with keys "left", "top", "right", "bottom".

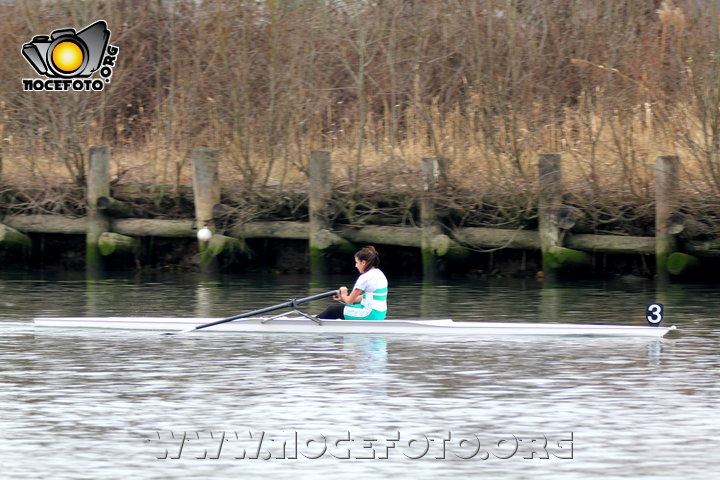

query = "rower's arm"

[
  {"left": 336, "top": 287, "right": 363, "bottom": 304},
  {"left": 346, "top": 288, "right": 363, "bottom": 304}
]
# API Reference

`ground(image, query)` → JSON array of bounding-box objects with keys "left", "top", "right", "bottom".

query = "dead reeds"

[{"left": 2, "top": 0, "right": 720, "bottom": 236}]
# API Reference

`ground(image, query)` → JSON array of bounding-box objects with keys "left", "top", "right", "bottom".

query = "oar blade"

[{"left": 163, "top": 326, "right": 197, "bottom": 335}]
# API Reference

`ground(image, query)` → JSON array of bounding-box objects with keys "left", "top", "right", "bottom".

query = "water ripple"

[{"left": 1, "top": 273, "right": 718, "bottom": 479}]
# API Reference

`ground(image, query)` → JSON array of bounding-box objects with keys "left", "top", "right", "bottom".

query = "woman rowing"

[{"left": 317, "top": 246, "right": 388, "bottom": 320}]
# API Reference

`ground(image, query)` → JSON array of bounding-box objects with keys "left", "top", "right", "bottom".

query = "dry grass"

[{"left": 2, "top": 0, "right": 720, "bottom": 234}]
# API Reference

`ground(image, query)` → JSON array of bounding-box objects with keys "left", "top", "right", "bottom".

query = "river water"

[{"left": 0, "top": 271, "right": 718, "bottom": 479}]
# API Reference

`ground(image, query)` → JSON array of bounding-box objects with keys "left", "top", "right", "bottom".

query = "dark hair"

[{"left": 355, "top": 245, "right": 380, "bottom": 272}]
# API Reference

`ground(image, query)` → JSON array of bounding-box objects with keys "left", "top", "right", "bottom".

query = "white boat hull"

[{"left": 33, "top": 316, "right": 676, "bottom": 337}]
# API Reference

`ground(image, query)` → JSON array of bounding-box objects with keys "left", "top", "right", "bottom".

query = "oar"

[{"left": 167, "top": 289, "right": 338, "bottom": 335}]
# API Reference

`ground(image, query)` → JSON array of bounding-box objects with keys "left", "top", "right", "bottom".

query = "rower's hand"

[{"left": 333, "top": 286, "right": 348, "bottom": 301}]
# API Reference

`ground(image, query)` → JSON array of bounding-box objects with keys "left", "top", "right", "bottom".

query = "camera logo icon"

[{"left": 21, "top": 20, "right": 119, "bottom": 91}]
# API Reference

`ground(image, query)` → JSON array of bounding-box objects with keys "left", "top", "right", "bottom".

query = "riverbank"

[{"left": 3, "top": 149, "right": 720, "bottom": 281}]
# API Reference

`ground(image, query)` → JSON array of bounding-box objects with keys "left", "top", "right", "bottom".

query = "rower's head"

[{"left": 354, "top": 246, "right": 380, "bottom": 273}]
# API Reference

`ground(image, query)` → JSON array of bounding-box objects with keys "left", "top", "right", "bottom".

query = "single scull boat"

[
  {"left": 32, "top": 293, "right": 676, "bottom": 337},
  {"left": 32, "top": 315, "right": 676, "bottom": 337}
]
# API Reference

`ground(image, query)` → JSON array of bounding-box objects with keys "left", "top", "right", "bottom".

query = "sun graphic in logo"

[{"left": 51, "top": 41, "right": 84, "bottom": 73}]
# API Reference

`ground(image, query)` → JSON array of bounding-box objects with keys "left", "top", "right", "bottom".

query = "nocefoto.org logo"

[{"left": 21, "top": 20, "right": 119, "bottom": 92}]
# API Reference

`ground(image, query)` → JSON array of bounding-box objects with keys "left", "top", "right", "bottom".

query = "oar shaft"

[
  {"left": 180, "top": 289, "right": 337, "bottom": 333},
  {"left": 195, "top": 302, "right": 293, "bottom": 330}
]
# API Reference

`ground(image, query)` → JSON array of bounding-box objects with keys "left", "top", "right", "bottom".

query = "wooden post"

[
  {"left": 538, "top": 154, "right": 562, "bottom": 281},
  {"left": 655, "top": 155, "right": 679, "bottom": 282},
  {"left": 420, "top": 157, "right": 441, "bottom": 277},
  {"left": 192, "top": 148, "right": 220, "bottom": 229},
  {"left": 191, "top": 148, "right": 220, "bottom": 271},
  {"left": 419, "top": 157, "right": 469, "bottom": 274},
  {"left": 86, "top": 146, "right": 110, "bottom": 276},
  {"left": 0, "top": 102, "right": 5, "bottom": 179},
  {"left": 309, "top": 150, "right": 332, "bottom": 273},
  {"left": 420, "top": 158, "right": 454, "bottom": 278},
  {"left": 537, "top": 155, "right": 592, "bottom": 279}
]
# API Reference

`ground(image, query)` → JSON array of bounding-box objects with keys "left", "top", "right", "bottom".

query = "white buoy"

[{"left": 197, "top": 227, "right": 212, "bottom": 241}]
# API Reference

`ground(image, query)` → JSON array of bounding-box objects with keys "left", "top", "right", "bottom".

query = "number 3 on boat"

[{"left": 645, "top": 303, "right": 664, "bottom": 327}]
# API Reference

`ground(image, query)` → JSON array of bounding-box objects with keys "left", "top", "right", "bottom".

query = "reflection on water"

[
  {"left": 0, "top": 272, "right": 718, "bottom": 479},
  {"left": 341, "top": 336, "right": 388, "bottom": 372},
  {"left": 646, "top": 340, "right": 663, "bottom": 367}
]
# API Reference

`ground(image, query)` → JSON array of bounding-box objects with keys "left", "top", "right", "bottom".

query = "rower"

[{"left": 317, "top": 246, "right": 388, "bottom": 320}]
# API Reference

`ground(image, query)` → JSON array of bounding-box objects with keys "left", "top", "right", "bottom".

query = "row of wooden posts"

[{"left": 0, "top": 147, "right": 713, "bottom": 280}]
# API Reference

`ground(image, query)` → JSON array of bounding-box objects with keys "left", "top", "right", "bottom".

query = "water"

[{"left": 1, "top": 271, "right": 718, "bottom": 479}]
